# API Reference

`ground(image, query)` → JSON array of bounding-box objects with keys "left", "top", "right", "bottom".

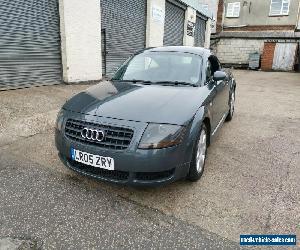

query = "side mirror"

[{"left": 213, "top": 71, "right": 226, "bottom": 81}]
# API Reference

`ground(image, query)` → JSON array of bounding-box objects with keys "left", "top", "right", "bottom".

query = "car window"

[
  {"left": 114, "top": 52, "right": 203, "bottom": 85},
  {"left": 208, "top": 56, "right": 221, "bottom": 75},
  {"left": 123, "top": 56, "right": 152, "bottom": 74},
  {"left": 206, "top": 60, "right": 212, "bottom": 82},
  {"left": 147, "top": 58, "right": 159, "bottom": 69}
]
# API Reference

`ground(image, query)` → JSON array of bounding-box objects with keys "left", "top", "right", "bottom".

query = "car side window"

[
  {"left": 206, "top": 60, "right": 212, "bottom": 82},
  {"left": 208, "top": 56, "right": 221, "bottom": 78}
]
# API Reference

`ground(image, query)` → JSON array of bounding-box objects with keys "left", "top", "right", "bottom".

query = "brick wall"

[
  {"left": 261, "top": 42, "right": 276, "bottom": 71},
  {"left": 213, "top": 38, "right": 264, "bottom": 66}
]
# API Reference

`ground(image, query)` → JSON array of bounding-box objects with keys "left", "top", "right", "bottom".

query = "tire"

[
  {"left": 187, "top": 124, "right": 208, "bottom": 182},
  {"left": 226, "top": 90, "right": 235, "bottom": 122}
]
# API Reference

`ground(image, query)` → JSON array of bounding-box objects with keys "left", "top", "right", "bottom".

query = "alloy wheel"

[{"left": 196, "top": 129, "right": 207, "bottom": 173}]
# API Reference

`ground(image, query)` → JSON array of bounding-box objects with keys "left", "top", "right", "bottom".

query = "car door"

[
  {"left": 211, "top": 57, "right": 230, "bottom": 125},
  {"left": 204, "top": 60, "right": 223, "bottom": 132},
  {"left": 213, "top": 76, "right": 227, "bottom": 126},
  {"left": 218, "top": 61, "right": 230, "bottom": 118}
]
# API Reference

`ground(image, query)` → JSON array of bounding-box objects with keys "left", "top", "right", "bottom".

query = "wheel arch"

[
  {"left": 188, "top": 106, "right": 212, "bottom": 149},
  {"left": 183, "top": 105, "right": 212, "bottom": 174},
  {"left": 185, "top": 106, "right": 211, "bottom": 181}
]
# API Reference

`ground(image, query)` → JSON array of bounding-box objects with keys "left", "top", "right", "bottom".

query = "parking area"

[{"left": 0, "top": 70, "right": 299, "bottom": 248}]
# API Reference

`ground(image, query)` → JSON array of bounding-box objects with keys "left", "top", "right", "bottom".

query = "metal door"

[
  {"left": 194, "top": 15, "right": 206, "bottom": 47},
  {"left": 272, "top": 43, "right": 297, "bottom": 71},
  {"left": 163, "top": 1, "right": 185, "bottom": 46},
  {"left": 101, "top": 0, "right": 147, "bottom": 76},
  {"left": 0, "top": 0, "right": 62, "bottom": 90}
]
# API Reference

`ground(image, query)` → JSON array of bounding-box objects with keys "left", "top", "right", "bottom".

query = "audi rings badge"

[{"left": 81, "top": 128, "right": 105, "bottom": 142}]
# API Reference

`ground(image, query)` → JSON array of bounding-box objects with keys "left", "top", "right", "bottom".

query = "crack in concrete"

[{"left": 0, "top": 132, "right": 50, "bottom": 149}]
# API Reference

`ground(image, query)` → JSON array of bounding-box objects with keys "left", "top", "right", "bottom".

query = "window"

[
  {"left": 206, "top": 61, "right": 212, "bottom": 82},
  {"left": 115, "top": 52, "right": 203, "bottom": 84},
  {"left": 206, "top": 56, "right": 221, "bottom": 82},
  {"left": 226, "top": 2, "right": 240, "bottom": 17},
  {"left": 269, "top": 0, "right": 290, "bottom": 16},
  {"left": 205, "top": 56, "right": 222, "bottom": 82}
]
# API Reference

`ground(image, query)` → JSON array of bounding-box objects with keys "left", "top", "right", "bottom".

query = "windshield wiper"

[
  {"left": 113, "top": 79, "right": 197, "bottom": 87},
  {"left": 154, "top": 81, "right": 198, "bottom": 87},
  {"left": 113, "top": 79, "right": 154, "bottom": 85}
]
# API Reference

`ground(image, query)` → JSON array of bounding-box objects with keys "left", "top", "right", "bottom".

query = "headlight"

[
  {"left": 138, "top": 123, "right": 186, "bottom": 149},
  {"left": 55, "top": 109, "right": 64, "bottom": 132}
]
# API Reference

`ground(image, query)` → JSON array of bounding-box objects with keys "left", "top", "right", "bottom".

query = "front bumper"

[
  {"left": 55, "top": 112, "right": 192, "bottom": 186},
  {"left": 58, "top": 152, "right": 190, "bottom": 186}
]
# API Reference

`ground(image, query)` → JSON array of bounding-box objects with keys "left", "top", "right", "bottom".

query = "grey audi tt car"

[{"left": 55, "top": 46, "right": 236, "bottom": 186}]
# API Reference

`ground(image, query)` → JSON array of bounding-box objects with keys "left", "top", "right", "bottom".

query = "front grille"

[
  {"left": 68, "top": 159, "right": 129, "bottom": 181},
  {"left": 136, "top": 169, "right": 175, "bottom": 181},
  {"left": 65, "top": 119, "right": 134, "bottom": 150}
]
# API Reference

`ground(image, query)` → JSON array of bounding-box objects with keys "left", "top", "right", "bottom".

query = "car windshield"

[{"left": 113, "top": 51, "right": 202, "bottom": 85}]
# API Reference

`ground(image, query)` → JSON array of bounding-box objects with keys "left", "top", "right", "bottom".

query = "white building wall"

[
  {"left": 204, "top": 18, "right": 212, "bottom": 48},
  {"left": 146, "top": 0, "right": 165, "bottom": 47},
  {"left": 59, "top": 0, "right": 102, "bottom": 83},
  {"left": 183, "top": 7, "right": 197, "bottom": 46},
  {"left": 58, "top": 0, "right": 212, "bottom": 81}
]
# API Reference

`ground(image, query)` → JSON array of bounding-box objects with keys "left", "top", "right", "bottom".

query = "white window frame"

[
  {"left": 226, "top": 2, "right": 241, "bottom": 18},
  {"left": 269, "top": 0, "right": 290, "bottom": 16}
]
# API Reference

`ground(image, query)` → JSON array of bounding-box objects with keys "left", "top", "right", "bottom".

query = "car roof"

[{"left": 142, "top": 46, "right": 211, "bottom": 57}]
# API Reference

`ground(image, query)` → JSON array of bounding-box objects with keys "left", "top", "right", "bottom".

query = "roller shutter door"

[
  {"left": 163, "top": 1, "right": 185, "bottom": 46},
  {"left": 194, "top": 15, "right": 206, "bottom": 47},
  {"left": 101, "top": 29, "right": 107, "bottom": 75},
  {"left": 0, "top": 0, "right": 62, "bottom": 90},
  {"left": 101, "top": 0, "right": 146, "bottom": 76}
]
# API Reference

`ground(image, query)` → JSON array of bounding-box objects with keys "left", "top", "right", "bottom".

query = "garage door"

[
  {"left": 101, "top": 0, "right": 146, "bottom": 76},
  {"left": 194, "top": 15, "right": 206, "bottom": 47},
  {"left": 163, "top": 1, "right": 185, "bottom": 46},
  {"left": 272, "top": 43, "right": 297, "bottom": 71},
  {"left": 0, "top": 0, "right": 62, "bottom": 90}
]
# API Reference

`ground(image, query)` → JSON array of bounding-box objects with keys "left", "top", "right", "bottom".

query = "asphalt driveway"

[{"left": 0, "top": 70, "right": 299, "bottom": 249}]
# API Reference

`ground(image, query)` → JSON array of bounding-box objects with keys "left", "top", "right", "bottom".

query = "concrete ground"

[{"left": 0, "top": 70, "right": 299, "bottom": 249}]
